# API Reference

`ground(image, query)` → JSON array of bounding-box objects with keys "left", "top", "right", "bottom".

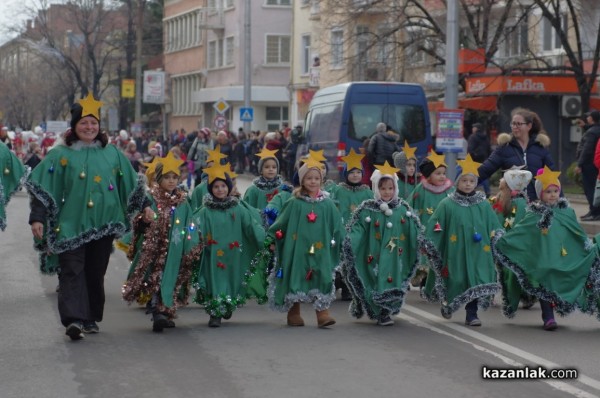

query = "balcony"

[{"left": 198, "top": 7, "right": 225, "bottom": 31}]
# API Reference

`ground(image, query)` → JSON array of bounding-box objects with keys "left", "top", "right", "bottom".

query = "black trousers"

[{"left": 57, "top": 236, "right": 114, "bottom": 327}]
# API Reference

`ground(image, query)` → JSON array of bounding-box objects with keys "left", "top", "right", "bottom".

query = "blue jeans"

[{"left": 478, "top": 179, "right": 491, "bottom": 196}]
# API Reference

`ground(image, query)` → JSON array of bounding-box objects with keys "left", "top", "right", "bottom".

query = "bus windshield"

[
  {"left": 305, "top": 102, "right": 343, "bottom": 144},
  {"left": 348, "top": 103, "right": 426, "bottom": 144}
]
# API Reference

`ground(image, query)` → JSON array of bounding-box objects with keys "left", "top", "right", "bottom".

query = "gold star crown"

[
  {"left": 457, "top": 154, "right": 481, "bottom": 178},
  {"left": 204, "top": 161, "right": 233, "bottom": 184},
  {"left": 141, "top": 157, "right": 161, "bottom": 182},
  {"left": 255, "top": 147, "right": 279, "bottom": 160},
  {"left": 308, "top": 149, "right": 327, "bottom": 163},
  {"left": 401, "top": 141, "right": 417, "bottom": 161},
  {"left": 156, "top": 151, "right": 185, "bottom": 177},
  {"left": 427, "top": 151, "right": 447, "bottom": 168},
  {"left": 375, "top": 160, "right": 400, "bottom": 176},
  {"left": 535, "top": 165, "right": 561, "bottom": 191},
  {"left": 341, "top": 148, "right": 364, "bottom": 171},
  {"left": 206, "top": 144, "right": 228, "bottom": 164},
  {"left": 78, "top": 92, "right": 103, "bottom": 120}
]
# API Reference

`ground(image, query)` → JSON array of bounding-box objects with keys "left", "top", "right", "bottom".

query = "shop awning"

[{"left": 428, "top": 96, "right": 497, "bottom": 112}]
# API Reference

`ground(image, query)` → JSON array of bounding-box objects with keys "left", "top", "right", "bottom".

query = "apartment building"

[{"left": 164, "top": 0, "right": 293, "bottom": 134}]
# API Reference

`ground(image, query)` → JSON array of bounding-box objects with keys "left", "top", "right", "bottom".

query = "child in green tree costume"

[
  {"left": 122, "top": 154, "right": 202, "bottom": 332},
  {"left": 489, "top": 168, "right": 535, "bottom": 316},
  {"left": 243, "top": 147, "right": 288, "bottom": 219},
  {"left": 0, "top": 141, "right": 26, "bottom": 231},
  {"left": 191, "top": 161, "right": 266, "bottom": 328},
  {"left": 493, "top": 166, "right": 600, "bottom": 331},
  {"left": 189, "top": 145, "right": 228, "bottom": 211},
  {"left": 422, "top": 155, "right": 501, "bottom": 326},
  {"left": 341, "top": 161, "right": 423, "bottom": 326},
  {"left": 266, "top": 150, "right": 343, "bottom": 328},
  {"left": 393, "top": 141, "right": 419, "bottom": 200},
  {"left": 409, "top": 151, "right": 455, "bottom": 288}
]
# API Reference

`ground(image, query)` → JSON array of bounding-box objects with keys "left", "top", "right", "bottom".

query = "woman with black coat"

[{"left": 478, "top": 108, "right": 555, "bottom": 201}]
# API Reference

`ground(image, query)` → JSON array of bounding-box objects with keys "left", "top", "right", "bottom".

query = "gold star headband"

[
  {"left": 341, "top": 148, "right": 364, "bottom": 171},
  {"left": 204, "top": 161, "right": 233, "bottom": 184},
  {"left": 401, "top": 141, "right": 417, "bottom": 161},
  {"left": 206, "top": 144, "right": 228, "bottom": 164},
  {"left": 457, "top": 154, "right": 481, "bottom": 178},
  {"left": 374, "top": 160, "right": 400, "bottom": 176},
  {"left": 535, "top": 165, "right": 561, "bottom": 191},
  {"left": 255, "top": 147, "right": 279, "bottom": 160},
  {"left": 427, "top": 151, "right": 447, "bottom": 168},
  {"left": 156, "top": 151, "right": 185, "bottom": 177},
  {"left": 78, "top": 92, "right": 103, "bottom": 120}
]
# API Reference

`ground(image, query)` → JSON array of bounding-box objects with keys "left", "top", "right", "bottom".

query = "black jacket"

[
  {"left": 367, "top": 132, "right": 398, "bottom": 165},
  {"left": 467, "top": 130, "right": 491, "bottom": 162},
  {"left": 577, "top": 124, "right": 600, "bottom": 167}
]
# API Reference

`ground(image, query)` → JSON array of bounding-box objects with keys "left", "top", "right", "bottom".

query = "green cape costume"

[
  {"left": 122, "top": 186, "right": 202, "bottom": 318},
  {"left": 243, "top": 175, "right": 286, "bottom": 210},
  {"left": 25, "top": 142, "right": 146, "bottom": 274},
  {"left": 0, "top": 141, "right": 26, "bottom": 231},
  {"left": 328, "top": 182, "right": 373, "bottom": 227},
  {"left": 490, "top": 192, "right": 531, "bottom": 317},
  {"left": 492, "top": 198, "right": 600, "bottom": 319},
  {"left": 421, "top": 191, "right": 501, "bottom": 317},
  {"left": 266, "top": 192, "right": 343, "bottom": 312},
  {"left": 340, "top": 198, "right": 423, "bottom": 321},
  {"left": 191, "top": 194, "right": 266, "bottom": 318},
  {"left": 189, "top": 180, "right": 209, "bottom": 210}
]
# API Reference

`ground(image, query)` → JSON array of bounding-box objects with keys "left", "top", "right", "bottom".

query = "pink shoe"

[{"left": 543, "top": 319, "right": 557, "bottom": 331}]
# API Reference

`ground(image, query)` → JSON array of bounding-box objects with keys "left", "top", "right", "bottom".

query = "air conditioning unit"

[{"left": 561, "top": 95, "right": 582, "bottom": 118}]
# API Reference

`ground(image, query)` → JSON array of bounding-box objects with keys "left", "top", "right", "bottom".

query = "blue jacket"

[{"left": 478, "top": 132, "right": 554, "bottom": 200}]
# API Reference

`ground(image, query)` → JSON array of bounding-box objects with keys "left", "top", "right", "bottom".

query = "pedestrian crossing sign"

[{"left": 240, "top": 107, "right": 254, "bottom": 122}]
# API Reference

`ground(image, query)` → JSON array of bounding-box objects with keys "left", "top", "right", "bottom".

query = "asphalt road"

[{"left": 1, "top": 179, "right": 600, "bottom": 398}]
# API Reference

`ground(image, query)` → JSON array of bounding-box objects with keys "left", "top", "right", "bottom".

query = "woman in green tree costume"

[
  {"left": 421, "top": 155, "right": 501, "bottom": 326},
  {"left": 493, "top": 166, "right": 600, "bottom": 331},
  {"left": 26, "top": 93, "right": 152, "bottom": 340},
  {"left": 191, "top": 162, "right": 266, "bottom": 328},
  {"left": 122, "top": 155, "right": 202, "bottom": 332},
  {"left": 0, "top": 141, "right": 26, "bottom": 231},
  {"left": 266, "top": 150, "right": 343, "bottom": 328},
  {"left": 341, "top": 161, "right": 422, "bottom": 326}
]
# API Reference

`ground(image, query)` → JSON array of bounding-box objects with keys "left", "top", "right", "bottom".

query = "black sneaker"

[
  {"left": 377, "top": 316, "right": 394, "bottom": 326},
  {"left": 152, "top": 313, "right": 169, "bottom": 333},
  {"left": 65, "top": 322, "right": 84, "bottom": 340},
  {"left": 82, "top": 321, "right": 99, "bottom": 334},
  {"left": 208, "top": 316, "right": 222, "bottom": 328}
]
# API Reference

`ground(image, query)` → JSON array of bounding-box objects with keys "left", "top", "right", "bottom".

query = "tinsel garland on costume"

[
  {"left": 447, "top": 190, "right": 487, "bottom": 206},
  {"left": 527, "top": 197, "right": 569, "bottom": 230},
  {"left": 340, "top": 198, "right": 424, "bottom": 321},
  {"left": 122, "top": 186, "right": 201, "bottom": 319},
  {"left": 492, "top": 227, "right": 600, "bottom": 319},
  {"left": 252, "top": 175, "right": 283, "bottom": 191},
  {"left": 0, "top": 167, "right": 30, "bottom": 231},
  {"left": 242, "top": 238, "right": 274, "bottom": 304},
  {"left": 266, "top": 269, "right": 337, "bottom": 312},
  {"left": 421, "top": 228, "right": 498, "bottom": 317},
  {"left": 337, "top": 182, "right": 370, "bottom": 192},
  {"left": 25, "top": 174, "right": 147, "bottom": 274},
  {"left": 202, "top": 193, "right": 240, "bottom": 210}
]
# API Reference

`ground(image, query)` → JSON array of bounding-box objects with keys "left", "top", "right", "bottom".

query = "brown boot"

[
  {"left": 316, "top": 309, "right": 336, "bottom": 328},
  {"left": 287, "top": 303, "right": 305, "bottom": 326}
]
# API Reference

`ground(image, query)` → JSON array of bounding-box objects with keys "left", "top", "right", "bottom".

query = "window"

[
  {"left": 266, "top": 0, "right": 291, "bottom": 5},
  {"left": 301, "top": 34, "right": 311, "bottom": 74},
  {"left": 208, "top": 40, "right": 217, "bottom": 69},
  {"left": 266, "top": 35, "right": 291, "bottom": 64},
  {"left": 172, "top": 73, "right": 203, "bottom": 116},
  {"left": 406, "top": 31, "right": 426, "bottom": 65},
  {"left": 164, "top": 9, "right": 202, "bottom": 53},
  {"left": 331, "top": 28, "right": 343, "bottom": 67},
  {"left": 501, "top": 18, "right": 528, "bottom": 58},
  {"left": 266, "top": 106, "right": 289, "bottom": 132},
  {"left": 225, "top": 36, "right": 234, "bottom": 66},
  {"left": 348, "top": 104, "right": 426, "bottom": 143},
  {"left": 356, "top": 26, "right": 370, "bottom": 62},
  {"left": 542, "top": 14, "right": 567, "bottom": 52},
  {"left": 208, "top": 0, "right": 234, "bottom": 8},
  {"left": 377, "top": 27, "right": 394, "bottom": 63}
]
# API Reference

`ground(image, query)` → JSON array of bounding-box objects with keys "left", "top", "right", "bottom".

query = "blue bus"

[{"left": 300, "top": 82, "right": 432, "bottom": 180}]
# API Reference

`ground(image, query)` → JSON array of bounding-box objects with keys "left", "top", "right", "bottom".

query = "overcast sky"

[{"left": 0, "top": 0, "right": 35, "bottom": 45}]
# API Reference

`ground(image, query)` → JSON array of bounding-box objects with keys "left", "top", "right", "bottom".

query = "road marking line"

[
  {"left": 398, "top": 312, "right": 598, "bottom": 398},
  {"left": 401, "top": 304, "right": 600, "bottom": 397}
]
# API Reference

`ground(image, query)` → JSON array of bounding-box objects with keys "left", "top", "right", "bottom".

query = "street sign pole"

[
  {"left": 444, "top": 0, "right": 459, "bottom": 180},
  {"left": 243, "top": 0, "right": 252, "bottom": 136}
]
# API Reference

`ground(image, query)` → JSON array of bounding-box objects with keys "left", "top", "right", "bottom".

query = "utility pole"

[
  {"left": 134, "top": 0, "right": 146, "bottom": 125},
  {"left": 243, "top": 0, "right": 251, "bottom": 135},
  {"left": 444, "top": 0, "right": 459, "bottom": 180}
]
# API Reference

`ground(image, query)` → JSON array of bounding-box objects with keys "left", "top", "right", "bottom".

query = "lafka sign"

[
  {"left": 466, "top": 79, "right": 487, "bottom": 93},
  {"left": 506, "top": 78, "right": 545, "bottom": 92}
]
